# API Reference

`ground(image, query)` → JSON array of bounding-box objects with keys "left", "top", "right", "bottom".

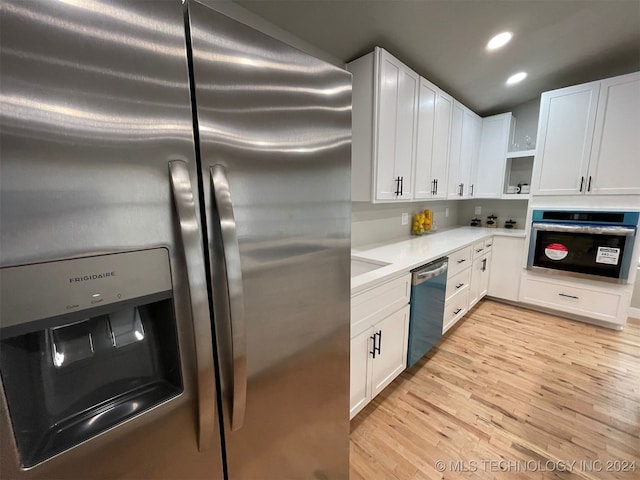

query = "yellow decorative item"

[{"left": 411, "top": 209, "right": 432, "bottom": 235}]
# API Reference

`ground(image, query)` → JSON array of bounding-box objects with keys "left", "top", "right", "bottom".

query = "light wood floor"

[{"left": 350, "top": 300, "right": 640, "bottom": 480}]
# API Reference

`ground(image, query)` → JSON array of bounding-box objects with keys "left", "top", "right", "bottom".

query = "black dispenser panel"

[{"left": 0, "top": 249, "right": 182, "bottom": 467}]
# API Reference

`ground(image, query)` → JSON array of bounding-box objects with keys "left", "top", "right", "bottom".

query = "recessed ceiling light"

[
  {"left": 487, "top": 32, "right": 513, "bottom": 50},
  {"left": 506, "top": 72, "right": 527, "bottom": 85}
]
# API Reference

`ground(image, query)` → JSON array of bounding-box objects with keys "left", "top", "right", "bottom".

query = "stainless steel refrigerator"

[{"left": 0, "top": 1, "right": 351, "bottom": 478}]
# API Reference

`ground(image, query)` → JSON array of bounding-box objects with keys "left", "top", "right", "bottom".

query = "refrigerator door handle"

[
  {"left": 168, "top": 160, "right": 217, "bottom": 452},
  {"left": 210, "top": 164, "right": 247, "bottom": 432}
]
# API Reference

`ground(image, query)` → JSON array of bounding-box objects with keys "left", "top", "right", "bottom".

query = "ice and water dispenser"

[{"left": 0, "top": 249, "right": 183, "bottom": 467}]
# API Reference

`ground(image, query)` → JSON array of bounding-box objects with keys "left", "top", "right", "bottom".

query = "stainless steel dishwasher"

[{"left": 407, "top": 257, "right": 448, "bottom": 368}]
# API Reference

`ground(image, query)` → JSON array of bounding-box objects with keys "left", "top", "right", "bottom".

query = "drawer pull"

[
  {"left": 475, "top": 248, "right": 484, "bottom": 253},
  {"left": 558, "top": 293, "right": 579, "bottom": 300},
  {"left": 453, "top": 308, "right": 462, "bottom": 315},
  {"left": 457, "top": 259, "right": 466, "bottom": 264},
  {"left": 455, "top": 283, "right": 464, "bottom": 289}
]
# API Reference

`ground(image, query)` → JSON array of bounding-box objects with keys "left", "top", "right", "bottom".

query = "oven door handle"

[{"left": 531, "top": 222, "right": 636, "bottom": 236}]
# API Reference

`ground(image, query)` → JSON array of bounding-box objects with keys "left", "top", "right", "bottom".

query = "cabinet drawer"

[
  {"left": 351, "top": 273, "right": 411, "bottom": 336},
  {"left": 520, "top": 276, "right": 626, "bottom": 324},
  {"left": 472, "top": 241, "right": 487, "bottom": 259},
  {"left": 443, "top": 288, "right": 469, "bottom": 333},
  {"left": 446, "top": 268, "right": 471, "bottom": 300},
  {"left": 484, "top": 237, "right": 494, "bottom": 251},
  {"left": 447, "top": 245, "right": 472, "bottom": 277}
]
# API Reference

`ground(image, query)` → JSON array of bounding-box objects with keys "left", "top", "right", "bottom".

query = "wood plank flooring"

[{"left": 350, "top": 300, "right": 640, "bottom": 480}]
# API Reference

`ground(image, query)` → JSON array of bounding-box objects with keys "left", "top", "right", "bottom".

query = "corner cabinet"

[
  {"left": 487, "top": 236, "right": 525, "bottom": 302},
  {"left": 475, "top": 113, "right": 512, "bottom": 198},
  {"left": 348, "top": 47, "right": 419, "bottom": 202},
  {"left": 533, "top": 71, "right": 640, "bottom": 196},
  {"left": 350, "top": 274, "right": 411, "bottom": 419}
]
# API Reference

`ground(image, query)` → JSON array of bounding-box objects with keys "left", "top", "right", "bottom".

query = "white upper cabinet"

[
  {"left": 448, "top": 102, "right": 481, "bottom": 198},
  {"left": 475, "top": 113, "right": 512, "bottom": 198},
  {"left": 348, "top": 47, "right": 419, "bottom": 202},
  {"left": 533, "top": 71, "right": 640, "bottom": 196},
  {"left": 413, "top": 78, "right": 451, "bottom": 199},
  {"left": 587, "top": 72, "right": 640, "bottom": 195},
  {"left": 463, "top": 109, "right": 482, "bottom": 198},
  {"left": 447, "top": 102, "right": 464, "bottom": 198}
]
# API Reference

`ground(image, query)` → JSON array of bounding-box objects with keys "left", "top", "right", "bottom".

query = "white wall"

[{"left": 352, "top": 200, "right": 460, "bottom": 248}]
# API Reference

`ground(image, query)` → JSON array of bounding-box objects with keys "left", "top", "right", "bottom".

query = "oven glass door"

[{"left": 530, "top": 225, "right": 634, "bottom": 280}]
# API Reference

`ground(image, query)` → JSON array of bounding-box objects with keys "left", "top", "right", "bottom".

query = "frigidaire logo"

[{"left": 69, "top": 272, "right": 115, "bottom": 283}]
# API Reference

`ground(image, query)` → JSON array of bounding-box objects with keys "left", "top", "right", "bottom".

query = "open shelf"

[
  {"left": 500, "top": 194, "right": 530, "bottom": 200},
  {"left": 506, "top": 149, "right": 536, "bottom": 158}
]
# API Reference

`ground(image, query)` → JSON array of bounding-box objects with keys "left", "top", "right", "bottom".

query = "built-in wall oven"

[{"left": 527, "top": 210, "right": 639, "bottom": 283}]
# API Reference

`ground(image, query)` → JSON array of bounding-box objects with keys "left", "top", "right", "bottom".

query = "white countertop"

[{"left": 351, "top": 226, "right": 526, "bottom": 295}]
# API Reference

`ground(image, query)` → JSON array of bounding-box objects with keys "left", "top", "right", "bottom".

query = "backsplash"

[
  {"left": 458, "top": 199, "right": 528, "bottom": 230},
  {"left": 351, "top": 200, "right": 460, "bottom": 248}
]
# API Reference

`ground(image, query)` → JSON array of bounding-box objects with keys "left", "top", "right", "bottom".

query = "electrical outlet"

[
  {"left": 401, "top": 212, "right": 409, "bottom": 225},
  {"left": 445, "top": 207, "right": 449, "bottom": 217},
  {"left": 475, "top": 206, "right": 482, "bottom": 215}
]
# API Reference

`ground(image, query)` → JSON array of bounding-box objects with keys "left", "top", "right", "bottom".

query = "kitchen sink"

[{"left": 351, "top": 257, "right": 389, "bottom": 278}]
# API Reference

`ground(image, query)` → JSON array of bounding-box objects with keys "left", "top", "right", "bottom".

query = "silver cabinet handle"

[
  {"left": 168, "top": 160, "right": 216, "bottom": 452},
  {"left": 457, "top": 258, "right": 466, "bottom": 264},
  {"left": 210, "top": 164, "right": 247, "bottom": 432}
]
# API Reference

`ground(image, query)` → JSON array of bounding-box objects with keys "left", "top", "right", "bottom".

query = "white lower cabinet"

[
  {"left": 519, "top": 274, "right": 631, "bottom": 326},
  {"left": 443, "top": 289, "right": 469, "bottom": 333},
  {"left": 370, "top": 305, "right": 410, "bottom": 397},
  {"left": 487, "top": 236, "right": 525, "bottom": 301},
  {"left": 350, "top": 274, "right": 411, "bottom": 419},
  {"left": 443, "top": 245, "right": 474, "bottom": 333},
  {"left": 469, "top": 251, "right": 492, "bottom": 308}
]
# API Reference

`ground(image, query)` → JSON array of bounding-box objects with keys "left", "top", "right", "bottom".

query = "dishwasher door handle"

[{"left": 415, "top": 263, "right": 448, "bottom": 282}]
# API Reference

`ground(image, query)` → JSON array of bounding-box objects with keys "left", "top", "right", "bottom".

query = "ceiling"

[{"left": 235, "top": 0, "right": 640, "bottom": 115}]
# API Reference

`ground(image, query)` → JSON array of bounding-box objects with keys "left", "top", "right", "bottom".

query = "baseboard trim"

[{"left": 628, "top": 307, "right": 640, "bottom": 321}]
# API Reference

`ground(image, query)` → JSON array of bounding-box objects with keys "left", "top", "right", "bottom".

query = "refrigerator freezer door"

[
  {"left": 187, "top": 2, "right": 352, "bottom": 478},
  {"left": 0, "top": 1, "right": 223, "bottom": 478}
]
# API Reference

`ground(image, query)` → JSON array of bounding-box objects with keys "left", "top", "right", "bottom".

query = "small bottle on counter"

[{"left": 486, "top": 215, "right": 498, "bottom": 228}]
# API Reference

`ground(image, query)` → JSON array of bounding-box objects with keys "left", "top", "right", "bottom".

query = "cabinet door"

[
  {"left": 465, "top": 110, "right": 482, "bottom": 198},
  {"left": 432, "top": 91, "right": 452, "bottom": 199},
  {"left": 447, "top": 101, "right": 464, "bottom": 198},
  {"left": 533, "top": 82, "right": 600, "bottom": 195},
  {"left": 413, "top": 78, "right": 437, "bottom": 199},
  {"left": 350, "top": 328, "right": 372, "bottom": 419},
  {"left": 469, "top": 253, "right": 491, "bottom": 308},
  {"left": 475, "top": 113, "right": 511, "bottom": 198},
  {"left": 375, "top": 50, "right": 418, "bottom": 201},
  {"left": 479, "top": 251, "right": 492, "bottom": 299},
  {"left": 487, "top": 236, "right": 525, "bottom": 302},
  {"left": 370, "top": 304, "right": 409, "bottom": 398},
  {"left": 588, "top": 72, "right": 640, "bottom": 195}
]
